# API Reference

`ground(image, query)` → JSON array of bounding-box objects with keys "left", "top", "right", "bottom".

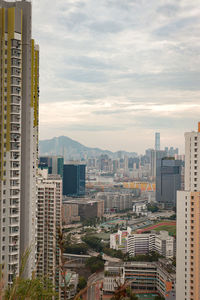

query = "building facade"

[
  {"left": 62, "top": 202, "right": 80, "bottom": 225},
  {"left": 37, "top": 171, "right": 62, "bottom": 295},
  {"left": 63, "top": 163, "right": 86, "bottom": 196},
  {"left": 63, "top": 198, "right": 104, "bottom": 220},
  {"left": 177, "top": 123, "right": 200, "bottom": 300},
  {"left": 156, "top": 158, "right": 182, "bottom": 208},
  {"left": 110, "top": 229, "right": 175, "bottom": 259},
  {"left": 96, "top": 191, "right": 133, "bottom": 212},
  {"left": 39, "top": 155, "right": 64, "bottom": 178},
  {"left": 150, "top": 149, "right": 166, "bottom": 179},
  {"left": 0, "top": 0, "right": 39, "bottom": 283},
  {"left": 103, "top": 260, "right": 175, "bottom": 299}
]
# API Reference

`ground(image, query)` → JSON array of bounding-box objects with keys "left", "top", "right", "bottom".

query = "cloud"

[{"left": 32, "top": 0, "right": 200, "bottom": 152}]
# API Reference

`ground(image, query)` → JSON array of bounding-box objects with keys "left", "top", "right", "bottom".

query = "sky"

[{"left": 32, "top": 0, "right": 200, "bottom": 154}]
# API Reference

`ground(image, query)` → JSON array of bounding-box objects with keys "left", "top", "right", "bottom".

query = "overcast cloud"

[{"left": 33, "top": 0, "right": 200, "bottom": 153}]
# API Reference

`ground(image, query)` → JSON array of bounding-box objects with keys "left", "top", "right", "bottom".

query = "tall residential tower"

[
  {"left": 0, "top": 0, "right": 39, "bottom": 284},
  {"left": 177, "top": 123, "right": 200, "bottom": 300}
]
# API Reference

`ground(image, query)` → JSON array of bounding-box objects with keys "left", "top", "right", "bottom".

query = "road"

[{"left": 87, "top": 272, "right": 104, "bottom": 300}]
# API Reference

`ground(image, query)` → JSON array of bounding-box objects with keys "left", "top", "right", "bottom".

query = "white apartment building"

[
  {"left": 0, "top": 0, "right": 39, "bottom": 284},
  {"left": 127, "top": 233, "right": 155, "bottom": 256},
  {"left": 37, "top": 170, "right": 62, "bottom": 295},
  {"left": 177, "top": 123, "right": 200, "bottom": 300},
  {"left": 110, "top": 229, "right": 175, "bottom": 258}
]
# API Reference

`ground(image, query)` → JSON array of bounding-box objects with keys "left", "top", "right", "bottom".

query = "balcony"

[
  {"left": 11, "top": 152, "right": 20, "bottom": 160},
  {"left": 11, "top": 115, "right": 20, "bottom": 124},
  {"left": 12, "top": 39, "right": 21, "bottom": 49},
  {"left": 11, "top": 49, "right": 21, "bottom": 58},
  {"left": 11, "top": 106, "right": 20, "bottom": 114},
  {"left": 11, "top": 58, "right": 21, "bottom": 68},
  {"left": 11, "top": 67, "right": 21, "bottom": 77},
  {"left": 10, "top": 143, "right": 20, "bottom": 151},
  {"left": 11, "top": 86, "right": 21, "bottom": 96},
  {"left": 11, "top": 134, "right": 20, "bottom": 142},
  {"left": 11, "top": 76, "right": 21, "bottom": 85},
  {"left": 10, "top": 170, "right": 20, "bottom": 178},
  {"left": 10, "top": 162, "right": 20, "bottom": 169},
  {"left": 11, "top": 96, "right": 20, "bottom": 105},
  {"left": 11, "top": 124, "right": 20, "bottom": 133}
]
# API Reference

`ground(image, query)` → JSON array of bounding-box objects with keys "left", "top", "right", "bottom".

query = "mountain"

[{"left": 39, "top": 136, "right": 137, "bottom": 160}]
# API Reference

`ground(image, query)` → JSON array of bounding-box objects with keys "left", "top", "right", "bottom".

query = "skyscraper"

[
  {"left": 63, "top": 163, "right": 86, "bottom": 197},
  {"left": 0, "top": 0, "right": 39, "bottom": 283},
  {"left": 156, "top": 157, "right": 182, "bottom": 209},
  {"left": 177, "top": 123, "right": 200, "bottom": 300},
  {"left": 155, "top": 132, "right": 160, "bottom": 151},
  {"left": 150, "top": 149, "right": 166, "bottom": 179},
  {"left": 39, "top": 155, "right": 64, "bottom": 178}
]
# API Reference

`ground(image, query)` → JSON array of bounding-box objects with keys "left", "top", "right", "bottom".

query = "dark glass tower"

[
  {"left": 63, "top": 163, "right": 86, "bottom": 196},
  {"left": 156, "top": 157, "right": 183, "bottom": 209}
]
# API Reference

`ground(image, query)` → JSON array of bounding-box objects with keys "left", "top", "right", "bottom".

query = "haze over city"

[{"left": 32, "top": 0, "right": 200, "bottom": 153}]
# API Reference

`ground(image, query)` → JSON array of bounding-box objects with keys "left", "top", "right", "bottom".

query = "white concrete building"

[
  {"left": 0, "top": 0, "right": 39, "bottom": 284},
  {"left": 133, "top": 202, "right": 148, "bottom": 216},
  {"left": 110, "top": 229, "right": 175, "bottom": 258},
  {"left": 110, "top": 227, "right": 132, "bottom": 252},
  {"left": 127, "top": 233, "right": 155, "bottom": 256},
  {"left": 177, "top": 123, "right": 200, "bottom": 300}
]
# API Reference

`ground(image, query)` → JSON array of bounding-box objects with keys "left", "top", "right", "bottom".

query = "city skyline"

[{"left": 32, "top": 0, "right": 200, "bottom": 153}]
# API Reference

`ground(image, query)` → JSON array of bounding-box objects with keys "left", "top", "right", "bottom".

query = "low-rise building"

[
  {"left": 63, "top": 197, "right": 104, "bottom": 220},
  {"left": 110, "top": 229, "right": 175, "bottom": 258},
  {"left": 96, "top": 191, "right": 133, "bottom": 212},
  {"left": 127, "top": 233, "right": 155, "bottom": 256},
  {"left": 110, "top": 227, "right": 132, "bottom": 252},
  {"left": 133, "top": 202, "right": 148, "bottom": 216},
  {"left": 61, "top": 270, "right": 79, "bottom": 299},
  {"left": 62, "top": 203, "right": 80, "bottom": 224},
  {"left": 103, "top": 260, "right": 176, "bottom": 299}
]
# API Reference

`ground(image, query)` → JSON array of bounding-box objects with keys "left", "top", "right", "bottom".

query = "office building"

[
  {"left": 156, "top": 158, "right": 182, "bottom": 208},
  {"left": 39, "top": 155, "right": 64, "bottom": 178},
  {"left": 37, "top": 170, "right": 62, "bottom": 295},
  {"left": 155, "top": 132, "right": 160, "bottom": 151},
  {"left": 150, "top": 149, "right": 166, "bottom": 179},
  {"left": 63, "top": 162, "right": 85, "bottom": 196},
  {"left": 0, "top": 0, "right": 39, "bottom": 283},
  {"left": 63, "top": 197, "right": 104, "bottom": 220},
  {"left": 96, "top": 191, "right": 133, "bottom": 212},
  {"left": 177, "top": 123, "right": 200, "bottom": 300},
  {"left": 164, "top": 147, "right": 179, "bottom": 157},
  {"left": 62, "top": 202, "right": 80, "bottom": 225}
]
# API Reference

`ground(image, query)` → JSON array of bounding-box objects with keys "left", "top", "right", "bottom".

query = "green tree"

[
  {"left": 77, "top": 276, "right": 87, "bottom": 291},
  {"left": 82, "top": 235, "right": 103, "bottom": 252},
  {"left": 64, "top": 243, "right": 88, "bottom": 255},
  {"left": 1, "top": 249, "right": 56, "bottom": 300},
  {"left": 85, "top": 256, "right": 104, "bottom": 273}
]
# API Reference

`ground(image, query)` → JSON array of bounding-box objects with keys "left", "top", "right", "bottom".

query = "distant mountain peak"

[{"left": 39, "top": 136, "right": 137, "bottom": 160}]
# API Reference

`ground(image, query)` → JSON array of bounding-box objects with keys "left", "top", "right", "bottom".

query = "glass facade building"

[
  {"left": 63, "top": 163, "right": 86, "bottom": 196},
  {"left": 156, "top": 158, "right": 183, "bottom": 208}
]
